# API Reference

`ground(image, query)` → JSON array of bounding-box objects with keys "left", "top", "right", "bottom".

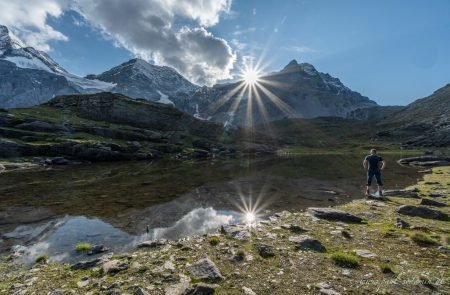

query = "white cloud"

[
  {"left": 0, "top": 0, "right": 236, "bottom": 85},
  {"left": 232, "top": 27, "right": 256, "bottom": 36},
  {"left": 284, "top": 45, "right": 317, "bottom": 53},
  {"left": 0, "top": 0, "right": 69, "bottom": 51}
]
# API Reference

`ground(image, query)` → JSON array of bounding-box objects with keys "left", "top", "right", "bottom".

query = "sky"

[{"left": 0, "top": 0, "right": 449, "bottom": 105}]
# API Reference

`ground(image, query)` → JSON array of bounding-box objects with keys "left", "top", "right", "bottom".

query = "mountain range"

[{"left": 0, "top": 24, "right": 377, "bottom": 126}]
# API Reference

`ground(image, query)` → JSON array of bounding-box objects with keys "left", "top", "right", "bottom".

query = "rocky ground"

[{"left": 0, "top": 167, "right": 449, "bottom": 295}]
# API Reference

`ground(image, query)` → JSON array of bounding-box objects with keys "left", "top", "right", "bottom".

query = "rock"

[
  {"left": 315, "top": 282, "right": 341, "bottom": 295},
  {"left": 187, "top": 258, "right": 224, "bottom": 283},
  {"left": 366, "top": 194, "right": 389, "bottom": 201},
  {"left": 397, "top": 205, "right": 448, "bottom": 220},
  {"left": 137, "top": 239, "right": 167, "bottom": 248},
  {"left": 398, "top": 156, "right": 450, "bottom": 167},
  {"left": 77, "top": 279, "right": 90, "bottom": 288},
  {"left": 165, "top": 282, "right": 190, "bottom": 295},
  {"left": 418, "top": 169, "right": 432, "bottom": 173},
  {"left": 102, "top": 259, "right": 129, "bottom": 275},
  {"left": 134, "top": 287, "right": 150, "bottom": 295},
  {"left": 222, "top": 224, "right": 251, "bottom": 240},
  {"left": 281, "top": 224, "right": 306, "bottom": 233},
  {"left": 242, "top": 286, "right": 256, "bottom": 295},
  {"left": 429, "top": 193, "right": 446, "bottom": 197},
  {"left": 383, "top": 189, "right": 419, "bottom": 198},
  {"left": 395, "top": 218, "right": 410, "bottom": 229},
  {"left": 289, "top": 235, "right": 326, "bottom": 252},
  {"left": 257, "top": 244, "right": 275, "bottom": 258},
  {"left": 71, "top": 257, "right": 103, "bottom": 270},
  {"left": 164, "top": 260, "right": 175, "bottom": 271},
  {"left": 48, "top": 290, "right": 76, "bottom": 295},
  {"left": 165, "top": 282, "right": 217, "bottom": 295},
  {"left": 420, "top": 198, "right": 446, "bottom": 207},
  {"left": 44, "top": 156, "right": 69, "bottom": 165},
  {"left": 308, "top": 208, "right": 362, "bottom": 223},
  {"left": 88, "top": 244, "right": 109, "bottom": 255},
  {"left": 354, "top": 249, "right": 377, "bottom": 258}
]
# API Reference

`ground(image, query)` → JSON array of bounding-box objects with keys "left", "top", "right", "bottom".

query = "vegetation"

[
  {"left": 379, "top": 263, "right": 394, "bottom": 274},
  {"left": 410, "top": 233, "right": 440, "bottom": 246},
  {"left": 34, "top": 254, "right": 48, "bottom": 264},
  {"left": 209, "top": 236, "right": 220, "bottom": 246},
  {"left": 75, "top": 242, "right": 92, "bottom": 253},
  {"left": 330, "top": 252, "right": 359, "bottom": 268}
]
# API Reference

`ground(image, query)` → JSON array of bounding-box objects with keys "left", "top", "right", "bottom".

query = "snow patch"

[{"left": 156, "top": 90, "right": 174, "bottom": 105}]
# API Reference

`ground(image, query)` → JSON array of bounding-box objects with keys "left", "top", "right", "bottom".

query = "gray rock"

[
  {"left": 289, "top": 235, "right": 326, "bottom": 252},
  {"left": 165, "top": 282, "right": 218, "bottom": 295},
  {"left": 395, "top": 218, "right": 410, "bottom": 229},
  {"left": 308, "top": 207, "right": 362, "bottom": 223},
  {"left": 397, "top": 205, "right": 448, "bottom": 220},
  {"left": 187, "top": 258, "right": 224, "bottom": 283},
  {"left": 281, "top": 224, "right": 307, "bottom": 233},
  {"left": 71, "top": 257, "right": 103, "bottom": 270},
  {"left": 315, "top": 282, "right": 341, "bottom": 295},
  {"left": 222, "top": 224, "right": 251, "bottom": 240},
  {"left": 48, "top": 290, "right": 76, "bottom": 295},
  {"left": 102, "top": 259, "right": 129, "bottom": 275},
  {"left": 137, "top": 239, "right": 167, "bottom": 248},
  {"left": 354, "top": 249, "right": 376, "bottom": 258},
  {"left": 242, "top": 287, "right": 256, "bottom": 295},
  {"left": 134, "top": 287, "right": 150, "bottom": 295},
  {"left": 383, "top": 189, "right": 419, "bottom": 198},
  {"left": 88, "top": 244, "right": 109, "bottom": 255},
  {"left": 420, "top": 198, "right": 446, "bottom": 207},
  {"left": 257, "top": 244, "right": 275, "bottom": 258},
  {"left": 429, "top": 192, "right": 446, "bottom": 197}
]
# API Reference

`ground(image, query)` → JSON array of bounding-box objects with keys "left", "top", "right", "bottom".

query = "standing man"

[{"left": 363, "top": 148, "right": 386, "bottom": 196}]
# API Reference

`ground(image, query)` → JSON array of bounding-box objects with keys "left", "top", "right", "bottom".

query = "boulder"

[
  {"left": 395, "top": 218, "right": 410, "bottom": 229},
  {"left": 187, "top": 258, "right": 224, "bottom": 283},
  {"left": 87, "top": 244, "right": 109, "bottom": 255},
  {"left": 420, "top": 198, "right": 446, "bottom": 207},
  {"left": 102, "top": 259, "right": 129, "bottom": 275},
  {"left": 315, "top": 282, "right": 341, "bottom": 295},
  {"left": 308, "top": 208, "right": 362, "bottom": 223},
  {"left": 165, "top": 282, "right": 218, "bottom": 295},
  {"left": 383, "top": 189, "right": 419, "bottom": 198},
  {"left": 221, "top": 224, "right": 251, "bottom": 240},
  {"left": 289, "top": 235, "right": 326, "bottom": 252},
  {"left": 257, "top": 244, "right": 275, "bottom": 258},
  {"left": 397, "top": 205, "right": 448, "bottom": 220}
]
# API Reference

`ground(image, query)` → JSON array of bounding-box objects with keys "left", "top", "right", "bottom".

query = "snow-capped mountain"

[
  {"left": 0, "top": 25, "right": 114, "bottom": 108},
  {"left": 86, "top": 58, "right": 199, "bottom": 111},
  {"left": 190, "top": 59, "right": 378, "bottom": 126}
]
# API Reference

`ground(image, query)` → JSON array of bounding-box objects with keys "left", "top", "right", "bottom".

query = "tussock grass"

[
  {"left": 75, "top": 242, "right": 92, "bottom": 252},
  {"left": 35, "top": 254, "right": 48, "bottom": 264},
  {"left": 209, "top": 236, "right": 220, "bottom": 246},
  {"left": 331, "top": 252, "right": 359, "bottom": 268},
  {"left": 410, "top": 233, "right": 440, "bottom": 246}
]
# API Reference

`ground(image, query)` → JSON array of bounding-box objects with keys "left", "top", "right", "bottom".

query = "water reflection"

[{"left": 0, "top": 154, "right": 421, "bottom": 263}]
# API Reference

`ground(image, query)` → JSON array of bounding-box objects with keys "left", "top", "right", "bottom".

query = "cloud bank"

[{"left": 0, "top": 0, "right": 235, "bottom": 85}]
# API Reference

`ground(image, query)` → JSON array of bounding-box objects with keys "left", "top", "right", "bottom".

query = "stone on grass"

[
  {"left": 420, "top": 198, "right": 446, "bottom": 207},
  {"left": 395, "top": 218, "right": 410, "bottom": 229},
  {"left": 257, "top": 244, "right": 275, "bottom": 258},
  {"left": 308, "top": 208, "right": 362, "bottom": 223},
  {"left": 102, "top": 259, "right": 129, "bottom": 275},
  {"left": 242, "top": 286, "right": 256, "bottom": 295},
  {"left": 71, "top": 255, "right": 107, "bottom": 270},
  {"left": 289, "top": 235, "right": 326, "bottom": 252},
  {"left": 354, "top": 249, "right": 377, "bottom": 258},
  {"left": 134, "top": 287, "right": 150, "bottom": 295},
  {"left": 187, "top": 258, "right": 224, "bottom": 283},
  {"left": 397, "top": 205, "right": 448, "bottom": 220},
  {"left": 315, "top": 282, "right": 341, "bottom": 295}
]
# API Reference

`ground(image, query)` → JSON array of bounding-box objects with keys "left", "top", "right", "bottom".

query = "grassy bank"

[{"left": 0, "top": 167, "right": 448, "bottom": 294}]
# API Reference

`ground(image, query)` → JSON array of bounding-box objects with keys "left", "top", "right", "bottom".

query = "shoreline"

[{"left": 1, "top": 166, "right": 449, "bottom": 294}]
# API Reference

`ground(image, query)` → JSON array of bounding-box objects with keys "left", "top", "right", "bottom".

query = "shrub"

[
  {"left": 380, "top": 263, "right": 394, "bottom": 274},
  {"left": 75, "top": 242, "right": 92, "bottom": 253},
  {"left": 209, "top": 236, "right": 220, "bottom": 246},
  {"left": 331, "top": 252, "right": 359, "bottom": 268},
  {"left": 35, "top": 254, "right": 48, "bottom": 264},
  {"left": 410, "top": 233, "right": 440, "bottom": 246}
]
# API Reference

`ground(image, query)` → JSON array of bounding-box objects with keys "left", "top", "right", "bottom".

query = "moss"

[
  {"left": 331, "top": 252, "right": 359, "bottom": 268},
  {"left": 75, "top": 242, "right": 92, "bottom": 253},
  {"left": 410, "top": 233, "right": 440, "bottom": 246},
  {"left": 35, "top": 254, "right": 48, "bottom": 264},
  {"left": 209, "top": 236, "right": 220, "bottom": 246}
]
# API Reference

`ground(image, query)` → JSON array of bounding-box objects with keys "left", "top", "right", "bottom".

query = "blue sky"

[{"left": 38, "top": 1, "right": 450, "bottom": 105}]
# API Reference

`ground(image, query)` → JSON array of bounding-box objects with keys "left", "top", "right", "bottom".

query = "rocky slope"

[
  {"left": 0, "top": 92, "right": 231, "bottom": 163},
  {"left": 1, "top": 166, "right": 448, "bottom": 294},
  {"left": 0, "top": 25, "right": 114, "bottom": 108},
  {"left": 191, "top": 60, "right": 378, "bottom": 126}
]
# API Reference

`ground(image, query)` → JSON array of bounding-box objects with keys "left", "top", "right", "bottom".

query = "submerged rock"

[
  {"left": 289, "top": 235, "right": 326, "bottom": 252},
  {"left": 308, "top": 208, "right": 362, "bottom": 223},
  {"left": 88, "top": 244, "right": 109, "bottom": 255},
  {"left": 187, "top": 258, "right": 224, "bottom": 283},
  {"left": 397, "top": 205, "right": 448, "bottom": 220}
]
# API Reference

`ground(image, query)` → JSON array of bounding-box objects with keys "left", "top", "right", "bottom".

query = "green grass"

[
  {"left": 209, "top": 236, "right": 220, "bottom": 246},
  {"left": 35, "top": 254, "right": 48, "bottom": 264},
  {"left": 410, "top": 233, "right": 440, "bottom": 246},
  {"left": 75, "top": 242, "right": 92, "bottom": 253},
  {"left": 331, "top": 252, "right": 359, "bottom": 268},
  {"left": 380, "top": 263, "right": 394, "bottom": 274}
]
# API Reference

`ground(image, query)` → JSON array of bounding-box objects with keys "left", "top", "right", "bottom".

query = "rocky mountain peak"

[
  {"left": 283, "top": 59, "right": 299, "bottom": 70},
  {"left": 0, "top": 25, "right": 25, "bottom": 55}
]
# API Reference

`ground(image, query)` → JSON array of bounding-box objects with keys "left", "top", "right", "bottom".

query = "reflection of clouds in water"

[{"left": 148, "top": 207, "right": 234, "bottom": 240}]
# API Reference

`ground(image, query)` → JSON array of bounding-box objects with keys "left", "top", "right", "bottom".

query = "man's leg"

[
  {"left": 375, "top": 171, "right": 383, "bottom": 196},
  {"left": 366, "top": 171, "right": 373, "bottom": 196}
]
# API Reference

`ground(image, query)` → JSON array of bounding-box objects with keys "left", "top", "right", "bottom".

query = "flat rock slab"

[
  {"left": 289, "top": 235, "right": 326, "bottom": 252},
  {"left": 315, "top": 282, "right": 341, "bottom": 295},
  {"left": 166, "top": 282, "right": 218, "bottom": 295},
  {"left": 308, "top": 208, "right": 362, "bottom": 223},
  {"left": 70, "top": 253, "right": 112, "bottom": 270},
  {"left": 137, "top": 239, "right": 167, "bottom": 248},
  {"left": 187, "top": 258, "right": 224, "bottom": 283},
  {"left": 383, "top": 189, "right": 419, "bottom": 198},
  {"left": 102, "top": 259, "right": 129, "bottom": 275},
  {"left": 420, "top": 198, "right": 447, "bottom": 207},
  {"left": 354, "top": 249, "right": 377, "bottom": 258},
  {"left": 222, "top": 224, "right": 251, "bottom": 240},
  {"left": 397, "top": 205, "right": 448, "bottom": 220}
]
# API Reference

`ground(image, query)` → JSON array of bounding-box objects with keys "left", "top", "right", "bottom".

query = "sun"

[{"left": 241, "top": 68, "right": 260, "bottom": 85}]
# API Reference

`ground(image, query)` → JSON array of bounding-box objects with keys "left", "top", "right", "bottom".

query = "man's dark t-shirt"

[{"left": 365, "top": 154, "right": 383, "bottom": 171}]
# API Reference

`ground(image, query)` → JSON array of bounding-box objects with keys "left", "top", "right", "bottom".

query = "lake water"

[{"left": 0, "top": 153, "right": 421, "bottom": 264}]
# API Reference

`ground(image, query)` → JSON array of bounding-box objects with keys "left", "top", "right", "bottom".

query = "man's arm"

[
  {"left": 380, "top": 160, "right": 386, "bottom": 170},
  {"left": 363, "top": 159, "right": 368, "bottom": 170}
]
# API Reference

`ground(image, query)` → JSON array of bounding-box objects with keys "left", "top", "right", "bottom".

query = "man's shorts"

[{"left": 367, "top": 170, "right": 383, "bottom": 186}]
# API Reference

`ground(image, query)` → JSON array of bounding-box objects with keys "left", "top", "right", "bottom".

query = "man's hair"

[{"left": 370, "top": 148, "right": 377, "bottom": 154}]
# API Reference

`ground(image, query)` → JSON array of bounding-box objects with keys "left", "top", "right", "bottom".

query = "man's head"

[{"left": 370, "top": 148, "right": 377, "bottom": 154}]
